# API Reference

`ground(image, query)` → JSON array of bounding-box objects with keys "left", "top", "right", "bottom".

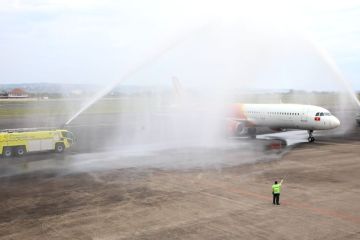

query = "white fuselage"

[{"left": 241, "top": 104, "right": 340, "bottom": 131}]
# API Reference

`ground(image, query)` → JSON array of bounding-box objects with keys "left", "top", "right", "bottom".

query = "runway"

[
  {"left": 0, "top": 107, "right": 360, "bottom": 239},
  {"left": 0, "top": 127, "right": 360, "bottom": 239}
]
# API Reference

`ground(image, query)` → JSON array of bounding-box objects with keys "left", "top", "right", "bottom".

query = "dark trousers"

[{"left": 273, "top": 193, "right": 280, "bottom": 205}]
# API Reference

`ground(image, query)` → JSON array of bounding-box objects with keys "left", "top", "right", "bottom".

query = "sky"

[{"left": 0, "top": 0, "right": 360, "bottom": 91}]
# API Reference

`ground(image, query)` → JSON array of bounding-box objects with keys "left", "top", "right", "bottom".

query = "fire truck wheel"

[
  {"left": 3, "top": 147, "right": 13, "bottom": 158},
  {"left": 55, "top": 143, "right": 65, "bottom": 153},
  {"left": 15, "top": 146, "right": 26, "bottom": 157}
]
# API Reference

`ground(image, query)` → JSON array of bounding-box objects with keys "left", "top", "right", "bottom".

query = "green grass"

[
  {"left": 0, "top": 92, "right": 350, "bottom": 119},
  {"left": 0, "top": 97, "right": 162, "bottom": 118}
]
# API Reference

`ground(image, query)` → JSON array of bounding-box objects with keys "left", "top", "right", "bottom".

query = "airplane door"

[{"left": 301, "top": 108, "right": 308, "bottom": 124}]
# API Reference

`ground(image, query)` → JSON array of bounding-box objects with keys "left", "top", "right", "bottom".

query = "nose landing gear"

[{"left": 308, "top": 130, "right": 315, "bottom": 142}]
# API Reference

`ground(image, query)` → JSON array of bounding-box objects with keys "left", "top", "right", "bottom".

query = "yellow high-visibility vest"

[{"left": 272, "top": 183, "right": 281, "bottom": 194}]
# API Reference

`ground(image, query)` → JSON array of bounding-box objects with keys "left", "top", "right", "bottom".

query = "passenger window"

[
  {"left": 315, "top": 113, "right": 319, "bottom": 116},
  {"left": 320, "top": 112, "right": 324, "bottom": 116}
]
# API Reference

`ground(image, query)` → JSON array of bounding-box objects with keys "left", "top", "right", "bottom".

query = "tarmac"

[{"left": 0, "top": 128, "right": 360, "bottom": 239}]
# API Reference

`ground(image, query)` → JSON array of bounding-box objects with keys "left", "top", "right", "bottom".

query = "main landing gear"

[
  {"left": 248, "top": 127, "right": 256, "bottom": 139},
  {"left": 308, "top": 130, "right": 315, "bottom": 142}
]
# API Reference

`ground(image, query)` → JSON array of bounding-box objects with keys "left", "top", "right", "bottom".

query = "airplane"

[
  {"left": 171, "top": 77, "right": 341, "bottom": 143},
  {"left": 227, "top": 103, "right": 340, "bottom": 142}
]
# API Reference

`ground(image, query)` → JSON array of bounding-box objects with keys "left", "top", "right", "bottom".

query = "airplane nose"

[{"left": 333, "top": 117, "right": 340, "bottom": 128}]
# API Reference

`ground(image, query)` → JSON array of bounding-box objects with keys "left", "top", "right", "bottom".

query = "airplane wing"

[{"left": 257, "top": 130, "right": 308, "bottom": 146}]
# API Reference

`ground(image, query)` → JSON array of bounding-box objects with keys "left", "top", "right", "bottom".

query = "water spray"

[
  {"left": 64, "top": 24, "right": 211, "bottom": 126},
  {"left": 306, "top": 37, "right": 360, "bottom": 109}
]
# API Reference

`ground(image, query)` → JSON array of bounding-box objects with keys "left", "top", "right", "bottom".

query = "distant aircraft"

[
  {"left": 171, "top": 77, "right": 341, "bottom": 142},
  {"left": 228, "top": 103, "right": 340, "bottom": 142}
]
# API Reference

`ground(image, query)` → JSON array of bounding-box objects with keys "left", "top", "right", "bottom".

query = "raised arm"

[{"left": 280, "top": 175, "right": 287, "bottom": 185}]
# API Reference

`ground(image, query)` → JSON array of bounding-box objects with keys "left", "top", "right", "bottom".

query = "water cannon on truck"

[{"left": 0, "top": 128, "right": 75, "bottom": 157}]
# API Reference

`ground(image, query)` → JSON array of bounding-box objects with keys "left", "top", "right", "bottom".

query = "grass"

[
  {"left": 0, "top": 97, "right": 163, "bottom": 118},
  {"left": 0, "top": 92, "right": 350, "bottom": 119}
]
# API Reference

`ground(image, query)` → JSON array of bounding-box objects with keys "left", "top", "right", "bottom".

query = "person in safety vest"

[{"left": 272, "top": 179, "right": 283, "bottom": 205}]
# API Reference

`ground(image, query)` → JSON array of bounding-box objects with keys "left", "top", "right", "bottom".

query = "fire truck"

[{"left": 0, "top": 128, "right": 75, "bottom": 157}]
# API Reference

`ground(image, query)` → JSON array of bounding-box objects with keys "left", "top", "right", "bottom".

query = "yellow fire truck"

[{"left": 0, "top": 128, "right": 75, "bottom": 157}]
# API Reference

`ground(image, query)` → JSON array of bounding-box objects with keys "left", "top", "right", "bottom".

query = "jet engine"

[
  {"left": 226, "top": 121, "right": 248, "bottom": 136},
  {"left": 234, "top": 122, "right": 247, "bottom": 136}
]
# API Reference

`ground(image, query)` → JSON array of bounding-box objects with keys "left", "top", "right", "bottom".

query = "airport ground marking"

[
  {"left": 155, "top": 172, "right": 360, "bottom": 226},
  {"left": 210, "top": 182, "right": 360, "bottom": 225}
]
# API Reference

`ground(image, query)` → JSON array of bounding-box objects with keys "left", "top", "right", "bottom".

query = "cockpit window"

[{"left": 316, "top": 112, "right": 331, "bottom": 116}]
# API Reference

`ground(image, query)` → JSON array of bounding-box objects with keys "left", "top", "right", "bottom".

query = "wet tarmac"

[
  {"left": 0, "top": 109, "right": 360, "bottom": 239},
  {"left": 1, "top": 132, "right": 359, "bottom": 239}
]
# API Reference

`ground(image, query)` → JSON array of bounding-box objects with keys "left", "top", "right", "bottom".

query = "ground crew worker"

[{"left": 272, "top": 179, "right": 283, "bottom": 205}]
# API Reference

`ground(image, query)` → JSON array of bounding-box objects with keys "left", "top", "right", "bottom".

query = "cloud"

[
  {"left": 0, "top": 0, "right": 359, "bottom": 90},
  {"left": 0, "top": 0, "right": 105, "bottom": 12}
]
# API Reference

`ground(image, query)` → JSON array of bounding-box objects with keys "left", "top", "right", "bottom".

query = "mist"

[
  {"left": 1, "top": 1, "right": 360, "bottom": 176},
  {"left": 66, "top": 20, "right": 359, "bottom": 147}
]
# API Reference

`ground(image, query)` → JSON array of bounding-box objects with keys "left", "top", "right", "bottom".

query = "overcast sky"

[{"left": 0, "top": 0, "right": 359, "bottom": 91}]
